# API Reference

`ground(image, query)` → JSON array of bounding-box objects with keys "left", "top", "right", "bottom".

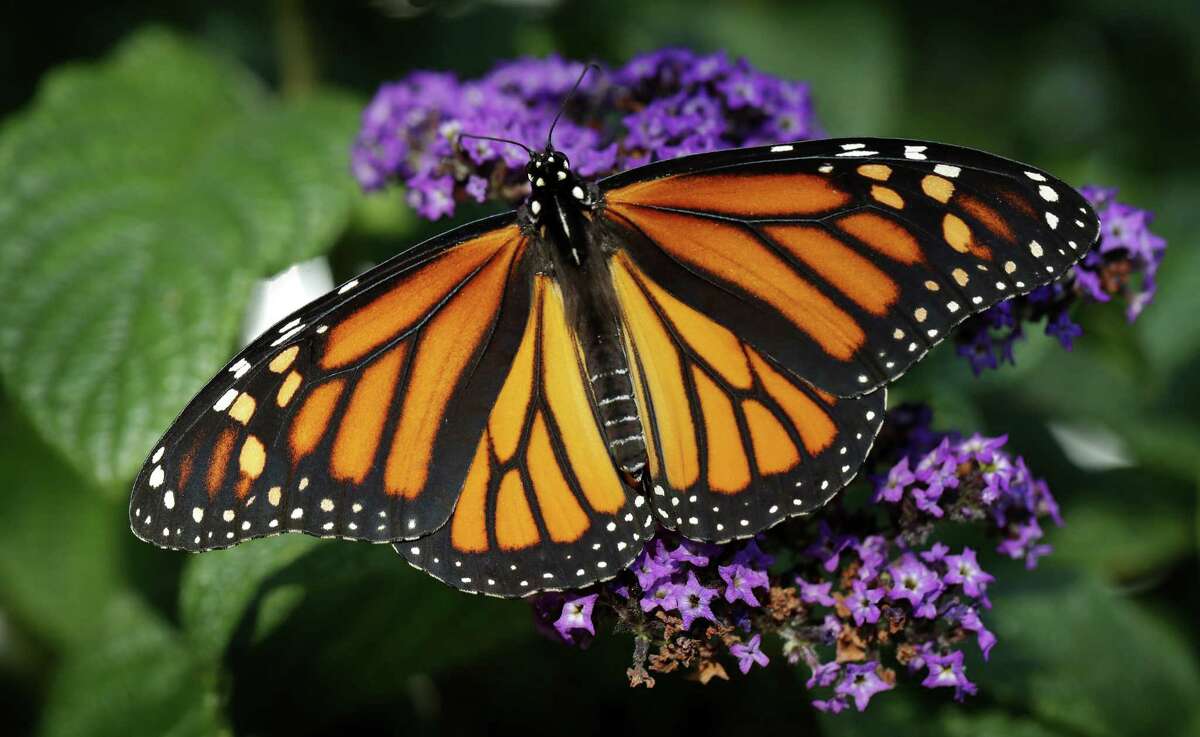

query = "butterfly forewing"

[
  {"left": 129, "top": 215, "right": 539, "bottom": 550},
  {"left": 600, "top": 138, "right": 1100, "bottom": 397}
]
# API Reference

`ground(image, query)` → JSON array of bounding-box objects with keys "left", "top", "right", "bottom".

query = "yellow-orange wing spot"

[
  {"left": 627, "top": 263, "right": 752, "bottom": 389},
  {"left": 836, "top": 212, "right": 924, "bottom": 265},
  {"left": 608, "top": 172, "right": 850, "bottom": 217},
  {"left": 489, "top": 281, "right": 542, "bottom": 464},
  {"left": 921, "top": 174, "right": 955, "bottom": 203},
  {"left": 958, "top": 194, "right": 1016, "bottom": 243},
  {"left": 385, "top": 241, "right": 522, "bottom": 499},
  {"left": 746, "top": 348, "right": 837, "bottom": 456},
  {"left": 540, "top": 277, "right": 626, "bottom": 513},
  {"left": 494, "top": 469, "right": 540, "bottom": 551},
  {"left": 277, "top": 371, "right": 302, "bottom": 407},
  {"left": 289, "top": 380, "right": 345, "bottom": 462},
  {"left": 611, "top": 254, "right": 700, "bottom": 489},
  {"left": 228, "top": 393, "right": 256, "bottom": 425},
  {"left": 742, "top": 400, "right": 800, "bottom": 475},
  {"left": 269, "top": 346, "right": 299, "bottom": 373},
  {"left": 857, "top": 164, "right": 892, "bottom": 181},
  {"left": 943, "top": 213, "right": 992, "bottom": 260},
  {"left": 527, "top": 412, "right": 590, "bottom": 543},
  {"left": 609, "top": 206, "right": 864, "bottom": 360},
  {"left": 449, "top": 435, "right": 490, "bottom": 553},
  {"left": 239, "top": 435, "right": 266, "bottom": 479},
  {"left": 870, "top": 185, "right": 905, "bottom": 209},
  {"left": 321, "top": 227, "right": 518, "bottom": 369},
  {"left": 331, "top": 342, "right": 408, "bottom": 484},
  {"left": 206, "top": 428, "right": 237, "bottom": 497},
  {"left": 236, "top": 434, "right": 266, "bottom": 499},
  {"left": 763, "top": 225, "right": 899, "bottom": 317},
  {"left": 691, "top": 367, "right": 751, "bottom": 494}
]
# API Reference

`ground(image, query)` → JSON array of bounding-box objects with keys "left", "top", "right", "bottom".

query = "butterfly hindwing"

[
  {"left": 129, "top": 215, "right": 536, "bottom": 550},
  {"left": 608, "top": 250, "right": 885, "bottom": 540},
  {"left": 397, "top": 273, "right": 650, "bottom": 596},
  {"left": 601, "top": 137, "right": 1100, "bottom": 397}
]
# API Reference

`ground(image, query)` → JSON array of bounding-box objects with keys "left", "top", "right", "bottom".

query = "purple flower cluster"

[
  {"left": 351, "top": 50, "right": 817, "bottom": 219},
  {"left": 954, "top": 187, "right": 1166, "bottom": 374},
  {"left": 531, "top": 403, "right": 1061, "bottom": 712}
]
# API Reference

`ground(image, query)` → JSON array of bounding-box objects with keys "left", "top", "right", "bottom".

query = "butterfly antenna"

[
  {"left": 546, "top": 62, "right": 599, "bottom": 149},
  {"left": 458, "top": 132, "right": 535, "bottom": 157}
]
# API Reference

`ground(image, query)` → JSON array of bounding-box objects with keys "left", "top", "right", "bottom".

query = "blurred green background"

[{"left": 1, "top": 1, "right": 1198, "bottom": 735}]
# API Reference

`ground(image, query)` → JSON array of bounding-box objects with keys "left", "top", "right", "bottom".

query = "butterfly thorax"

[{"left": 526, "top": 148, "right": 597, "bottom": 267}]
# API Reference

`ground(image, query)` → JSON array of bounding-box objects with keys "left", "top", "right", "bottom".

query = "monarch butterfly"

[{"left": 130, "top": 119, "right": 1099, "bottom": 596}]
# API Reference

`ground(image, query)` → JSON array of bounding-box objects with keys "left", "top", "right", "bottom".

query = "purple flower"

[
  {"left": 733, "top": 538, "right": 775, "bottom": 569},
  {"left": 887, "top": 553, "right": 942, "bottom": 610},
  {"left": 554, "top": 594, "right": 598, "bottom": 641},
  {"left": 844, "top": 580, "right": 884, "bottom": 627},
  {"left": 354, "top": 50, "right": 818, "bottom": 221},
  {"left": 639, "top": 578, "right": 679, "bottom": 613},
  {"left": 675, "top": 571, "right": 718, "bottom": 629},
  {"left": 997, "top": 519, "right": 1054, "bottom": 569},
  {"left": 812, "top": 697, "right": 848, "bottom": 713},
  {"left": 630, "top": 540, "right": 676, "bottom": 590},
  {"left": 957, "top": 606, "right": 997, "bottom": 659},
  {"left": 874, "top": 457, "right": 915, "bottom": 503},
  {"left": 806, "top": 660, "right": 842, "bottom": 689},
  {"left": 805, "top": 520, "right": 855, "bottom": 572},
  {"left": 921, "top": 650, "right": 978, "bottom": 701},
  {"left": 730, "top": 633, "right": 770, "bottom": 674},
  {"left": 921, "top": 542, "right": 950, "bottom": 564},
  {"left": 836, "top": 662, "right": 895, "bottom": 711},
  {"left": 1045, "top": 310, "right": 1083, "bottom": 349},
  {"left": 719, "top": 563, "right": 769, "bottom": 606},
  {"left": 942, "top": 547, "right": 995, "bottom": 598},
  {"left": 854, "top": 535, "right": 889, "bottom": 580},
  {"left": 796, "top": 577, "right": 836, "bottom": 607},
  {"left": 669, "top": 538, "right": 714, "bottom": 567}
]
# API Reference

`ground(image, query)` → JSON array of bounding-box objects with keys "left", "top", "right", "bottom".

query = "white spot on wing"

[
  {"left": 933, "top": 164, "right": 961, "bottom": 178},
  {"left": 213, "top": 388, "right": 238, "bottom": 412}
]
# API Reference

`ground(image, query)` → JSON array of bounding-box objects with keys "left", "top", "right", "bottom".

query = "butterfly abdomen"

[{"left": 585, "top": 334, "right": 646, "bottom": 478}]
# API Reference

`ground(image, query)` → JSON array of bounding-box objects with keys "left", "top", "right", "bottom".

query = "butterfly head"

[{"left": 526, "top": 149, "right": 574, "bottom": 193}]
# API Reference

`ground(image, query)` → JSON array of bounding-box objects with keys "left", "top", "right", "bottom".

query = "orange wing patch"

[
  {"left": 321, "top": 227, "right": 519, "bottom": 369},
  {"left": 440, "top": 275, "right": 629, "bottom": 557},
  {"left": 331, "top": 342, "right": 408, "bottom": 484},
  {"left": 613, "top": 254, "right": 848, "bottom": 495},
  {"left": 607, "top": 172, "right": 850, "bottom": 217},
  {"left": 384, "top": 236, "right": 523, "bottom": 498},
  {"left": 608, "top": 203, "right": 864, "bottom": 361}
]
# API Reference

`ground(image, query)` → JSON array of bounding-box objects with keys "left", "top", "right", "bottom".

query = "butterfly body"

[{"left": 130, "top": 137, "right": 1100, "bottom": 597}]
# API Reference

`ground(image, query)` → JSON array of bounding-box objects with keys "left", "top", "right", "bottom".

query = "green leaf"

[
  {"left": 179, "top": 534, "right": 320, "bottom": 663},
  {"left": 222, "top": 543, "right": 532, "bottom": 723},
  {"left": 820, "top": 694, "right": 1069, "bottom": 737},
  {"left": 1050, "top": 470, "right": 1194, "bottom": 579},
  {"left": 39, "top": 594, "right": 226, "bottom": 737},
  {"left": 0, "top": 28, "right": 362, "bottom": 490},
  {"left": 980, "top": 569, "right": 1200, "bottom": 736},
  {"left": 0, "top": 397, "right": 122, "bottom": 648}
]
